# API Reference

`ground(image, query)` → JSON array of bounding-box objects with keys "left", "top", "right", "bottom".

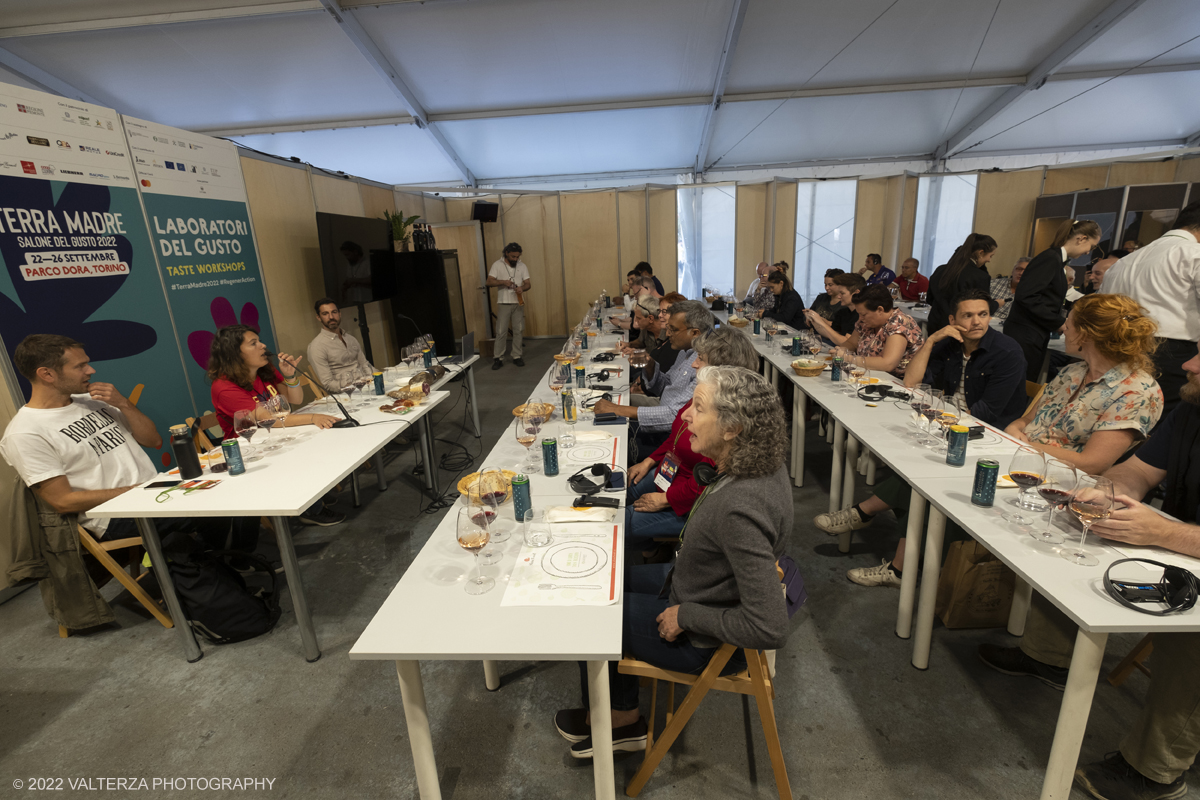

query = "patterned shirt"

[
  {"left": 990, "top": 276, "right": 1016, "bottom": 322},
  {"left": 1025, "top": 360, "right": 1163, "bottom": 452},
  {"left": 638, "top": 348, "right": 697, "bottom": 432},
  {"left": 854, "top": 309, "right": 925, "bottom": 378}
]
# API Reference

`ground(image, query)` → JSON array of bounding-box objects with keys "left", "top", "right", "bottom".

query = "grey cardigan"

[{"left": 670, "top": 465, "right": 791, "bottom": 650}]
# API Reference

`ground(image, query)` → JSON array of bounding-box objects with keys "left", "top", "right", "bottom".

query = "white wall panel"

[{"left": 1064, "top": 0, "right": 1200, "bottom": 71}]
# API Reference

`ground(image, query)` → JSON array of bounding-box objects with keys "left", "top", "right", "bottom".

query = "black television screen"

[{"left": 315, "top": 212, "right": 392, "bottom": 306}]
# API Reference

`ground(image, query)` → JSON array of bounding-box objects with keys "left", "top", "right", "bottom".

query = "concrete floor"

[{"left": 0, "top": 337, "right": 1161, "bottom": 799}]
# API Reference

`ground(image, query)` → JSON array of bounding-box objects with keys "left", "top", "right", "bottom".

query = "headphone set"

[
  {"left": 693, "top": 462, "right": 722, "bottom": 487},
  {"left": 568, "top": 464, "right": 622, "bottom": 495},
  {"left": 857, "top": 385, "right": 910, "bottom": 402},
  {"left": 592, "top": 352, "right": 618, "bottom": 363},
  {"left": 1103, "top": 559, "right": 1199, "bottom": 616}
]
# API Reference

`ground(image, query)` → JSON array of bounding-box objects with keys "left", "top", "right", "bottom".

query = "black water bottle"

[{"left": 170, "top": 424, "right": 203, "bottom": 479}]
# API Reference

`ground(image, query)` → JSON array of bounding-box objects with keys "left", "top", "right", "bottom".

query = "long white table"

[
  {"left": 352, "top": 312, "right": 631, "bottom": 800},
  {"left": 89, "top": 391, "right": 449, "bottom": 663}
]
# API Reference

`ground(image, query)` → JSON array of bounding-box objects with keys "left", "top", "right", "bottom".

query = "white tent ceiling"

[{"left": 0, "top": 0, "right": 1198, "bottom": 187}]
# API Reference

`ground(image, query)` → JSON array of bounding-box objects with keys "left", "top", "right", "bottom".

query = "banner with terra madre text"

[
  {"left": 0, "top": 82, "right": 195, "bottom": 470},
  {"left": 122, "top": 116, "right": 276, "bottom": 403}
]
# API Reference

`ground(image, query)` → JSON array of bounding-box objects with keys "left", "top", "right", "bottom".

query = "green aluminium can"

[
  {"left": 575, "top": 366, "right": 586, "bottom": 388},
  {"left": 972, "top": 459, "right": 1000, "bottom": 507},
  {"left": 512, "top": 473, "right": 531, "bottom": 523},
  {"left": 221, "top": 439, "right": 245, "bottom": 475},
  {"left": 541, "top": 438, "right": 559, "bottom": 476}
]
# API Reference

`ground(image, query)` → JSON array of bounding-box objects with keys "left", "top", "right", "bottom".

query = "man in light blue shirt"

[{"left": 592, "top": 300, "right": 713, "bottom": 460}]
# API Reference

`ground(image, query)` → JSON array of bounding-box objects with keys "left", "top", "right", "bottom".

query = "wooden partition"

[
  {"left": 429, "top": 221, "right": 489, "bottom": 341},
  {"left": 648, "top": 188, "right": 678, "bottom": 295},
  {"left": 561, "top": 191, "right": 619, "bottom": 324},
  {"left": 618, "top": 190, "right": 647, "bottom": 272},
  {"left": 360, "top": 184, "right": 395, "bottom": 220},
  {"left": 1175, "top": 158, "right": 1200, "bottom": 183},
  {"left": 974, "top": 169, "right": 1044, "bottom": 275},
  {"left": 498, "top": 194, "right": 565, "bottom": 337},
  {"left": 735, "top": 183, "right": 768, "bottom": 295},
  {"left": 853, "top": 177, "right": 889, "bottom": 272},
  {"left": 772, "top": 181, "right": 798, "bottom": 268}
]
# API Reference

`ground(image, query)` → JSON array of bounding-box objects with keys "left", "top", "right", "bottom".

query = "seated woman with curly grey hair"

[
  {"left": 624, "top": 327, "right": 761, "bottom": 555},
  {"left": 555, "top": 364, "right": 792, "bottom": 758}
]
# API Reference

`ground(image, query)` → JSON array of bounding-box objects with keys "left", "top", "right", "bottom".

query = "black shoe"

[
  {"left": 978, "top": 644, "right": 1068, "bottom": 690},
  {"left": 1075, "top": 752, "right": 1187, "bottom": 800},
  {"left": 554, "top": 708, "right": 590, "bottom": 743},
  {"left": 569, "top": 717, "right": 647, "bottom": 759},
  {"left": 298, "top": 507, "right": 346, "bottom": 527},
  {"left": 513, "top": 358, "right": 525, "bottom": 367},
  {"left": 492, "top": 359, "right": 503, "bottom": 370}
]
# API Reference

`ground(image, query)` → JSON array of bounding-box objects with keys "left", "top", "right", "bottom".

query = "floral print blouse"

[
  {"left": 1025, "top": 361, "right": 1163, "bottom": 451},
  {"left": 854, "top": 309, "right": 925, "bottom": 377}
]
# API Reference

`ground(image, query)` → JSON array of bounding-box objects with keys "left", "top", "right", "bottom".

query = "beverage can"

[
  {"left": 427, "top": 338, "right": 436, "bottom": 358},
  {"left": 512, "top": 473, "right": 531, "bottom": 523},
  {"left": 422, "top": 349, "right": 432, "bottom": 368},
  {"left": 753, "top": 318, "right": 761, "bottom": 335},
  {"left": 373, "top": 371, "right": 384, "bottom": 396},
  {"left": 575, "top": 366, "right": 586, "bottom": 389},
  {"left": 946, "top": 425, "right": 969, "bottom": 467},
  {"left": 541, "top": 438, "right": 559, "bottom": 476},
  {"left": 765, "top": 330, "right": 774, "bottom": 344},
  {"left": 831, "top": 356, "right": 842, "bottom": 382},
  {"left": 972, "top": 459, "right": 1000, "bottom": 507},
  {"left": 561, "top": 389, "right": 577, "bottom": 423},
  {"left": 791, "top": 337, "right": 802, "bottom": 356},
  {"left": 221, "top": 439, "right": 246, "bottom": 476},
  {"left": 580, "top": 332, "right": 589, "bottom": 350}
]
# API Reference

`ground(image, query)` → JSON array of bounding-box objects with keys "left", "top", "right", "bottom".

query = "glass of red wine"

[
  {"left": 476, "top": 468, "right": 512, "bottom": 541},
  {"left": 1031, "top": 458, "right": 1077, "bottom": 544},
  {"left": 233, "top": 409, "right": 263, "bottom": 462},
  {"left": 255, "top": 400, "right": 283, "bottom": 452},
  {"left": 1003, "top": 446, "right": 1045, "bottom": 524}
]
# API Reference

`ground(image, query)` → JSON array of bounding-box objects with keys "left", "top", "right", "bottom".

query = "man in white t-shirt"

[{"left": 486, "top": 242, "right": 532, "bottom": 370}]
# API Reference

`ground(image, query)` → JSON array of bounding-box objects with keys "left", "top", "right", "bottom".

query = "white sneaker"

[
  {"left": 847, "top": 559, "right": 902, "bottom": 588},
  {"left": 814, "top": 507, "right": 871, "bottom": 535}
]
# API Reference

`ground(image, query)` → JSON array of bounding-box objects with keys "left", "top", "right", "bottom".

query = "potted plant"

[{"left": 384, "top": 210, "right": 421, "bottom": 252}]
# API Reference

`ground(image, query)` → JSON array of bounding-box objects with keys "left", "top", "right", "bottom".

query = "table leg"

[
  {"left": 792, "top": 388, "right": 806, "bottom": 488},
  {"left": 865, "top": 452, "right": 876, "bottom": 486},
  {"left": 396, "top": 660, "right": 442, "bottom": 800},
  {"left": 838, "top": 436, "right": 859, "bottom": 554},
  {"left": 895, "top": 489, "right": 927, "bottom": 640},
  {"left": 136, "top": 518, "right": 202, "bottom": 662},
  {"left": 770, "top": 364, "right": 780, "bottom": 392},
  {"left": 483, "top": 660, "right": 500, "bottom": 691},
  {"left": 271, "top": 515, "right": 321, "bottom": 662},
  {"left": 830, "top": 421, "right": 846, "bottom": 515},
  {"left": 1039, "top": 630, "right": 1109, "bottom": 800},
  {"left": 586, "top": 660, "right": 617, "bottom": 800},
  {"left": 465, "top": 364, "right": 482, "bottom": 438},
  {"left": 373, "top": 452, "right": 388, "bottom": 492},
  {"left": 423, "top": 415, "right": 441, "bottom": 496},
  {"left": 911, "top": 506, "right": 946, "bottom": 670},
  {"left": 1008, "top": 576, "right": 1033, "bottom": 636},
  {"left": 416, "top": 421, "right": 434, "bottom": 492}
]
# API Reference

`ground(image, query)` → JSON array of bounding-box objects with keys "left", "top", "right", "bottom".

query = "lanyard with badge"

[{"left": 654, "top": 424, "right": 688, "bottom": 491}]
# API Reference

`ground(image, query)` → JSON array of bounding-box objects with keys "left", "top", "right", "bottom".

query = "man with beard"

[
  {"left": 978, "top": 343, "right": 1200, "bottom": 800},
  {"left": 308, "top": 297, "right": 373, "bottom": 392}
]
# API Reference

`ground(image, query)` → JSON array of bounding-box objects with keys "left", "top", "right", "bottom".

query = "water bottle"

[{"left": 170, "top": 424, "right": 203, "bottom": 479}]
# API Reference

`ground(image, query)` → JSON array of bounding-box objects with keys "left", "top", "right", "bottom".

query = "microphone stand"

[{"left": 276, "top": 354, "right": 360, "bottom": 428}]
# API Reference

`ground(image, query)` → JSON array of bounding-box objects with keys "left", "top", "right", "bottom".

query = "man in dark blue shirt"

[
  {"left": 634, "top": 262, "right": 665, "bottom": 297},
  {"left": 978, "top": 342, "right": 1200, "bottom": 800},
  {"left": 903, "top": 289, "right": 1028, "bottom": 427}
]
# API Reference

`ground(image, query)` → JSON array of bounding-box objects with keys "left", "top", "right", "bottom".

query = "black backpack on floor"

[{"left": 158, "top": 549, "right": 281, "bottom": 645}]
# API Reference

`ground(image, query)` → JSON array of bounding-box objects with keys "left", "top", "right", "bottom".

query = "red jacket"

[
  {"left": 211, "top": 367, "right": 284, "bottom": 440},
  {"left": 648, "top": 401, "right": 714, "bottom": 516},
  {"left": 896, "top": 273, "right": 929, "bottom": 301}
]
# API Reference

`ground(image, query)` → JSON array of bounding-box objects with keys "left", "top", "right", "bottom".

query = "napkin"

[
  {"left": 546, "top": 506, "right": 616, "bottom": 523},
  {"left": 573, "top": 431, "right": 613, "bottom": 442}
]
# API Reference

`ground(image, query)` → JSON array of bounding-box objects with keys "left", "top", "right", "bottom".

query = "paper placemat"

[{"left": 501, "top": 523, "right": 622, "bottom": 606}]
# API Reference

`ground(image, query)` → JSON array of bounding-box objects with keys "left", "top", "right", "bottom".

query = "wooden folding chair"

[
  {"left": 1108, "top": 634, "right": 1154, "bottom": 687},
  {"left": 185, "top": 411, "right": 222, "bottom": 454},
  {"left": 1024, "top": 380, "right": 1045, "bottom": 415},
  {"left": 297, "top": 373, "right": 327, "bottom": 400},
  {"left": 63, "top": 524, "right": 173, "bottom": 637}
]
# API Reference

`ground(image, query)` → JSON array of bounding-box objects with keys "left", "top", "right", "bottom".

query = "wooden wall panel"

[
  {"left": 393, "top": 190, "right": 427, "bottom": 220},
  {"left": 772, "top": 182, "right": 798, "bottom": 268},
  {"left": 735, "top": 183, "right": 768, "bottom": 296},
  {"left": 1043, "top": 166, "right": 1106, "bottom": 195},
  {"left": 311, "top": 174, "right": 364, "bottom": 215},
  {"left": 499, "top": 194, "right": 565, "bottom": 336},
  {"left": 899, "top": 177, "right": 919, "bottom": 263},
  {"left": 1109, "top": 161, "right": 1177, "bottom": 187},
  {"left": 881, "top": 174, "right": 912, "bottom": 272},
  {"left": 561, "top": 191, "right": 618, "bottom": 324},
  {"left": 648, "top": 188, "right": 677, "bottom": 295},
  {"left": 423, "top": 195, "right": 447, "bottom": 223},
  {"left": 976, "top": 169, "right": 1044, "bottom": 276},
  {"left": 618, "top": 191, "right": 647, "bottom": 274},
  {"left": 240, "top": 157, "right": 326, "bottom": 359},
  {"left": 853, "top": 177, "right": 888, "bottom": 273},
  {"left": 1175, "top": 158, "right": 1200, "bottom": 183},
  {"left": 359, "top": 184, "right": 395, "bottom": 220},
  {"left": 429, "top": 222, "right": 488, "bottom": 342}
]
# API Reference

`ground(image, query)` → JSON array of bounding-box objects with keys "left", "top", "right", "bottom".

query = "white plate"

[{"left": 565, "top": 444, "right": 611, "bottom": 464}]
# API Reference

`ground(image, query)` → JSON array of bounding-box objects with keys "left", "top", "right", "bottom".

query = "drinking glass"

[
  {"left": 560, "top": 388, "right": 577, "bottom": 448},
  {"left": 233, "top": 409, "right": 263, "bottom": 462},
  {"left": 353, "top": 376, "right": 373, "bottom": 408},
  {"left": 255, "top": 400, "right": 283, "bottom": 451},
  {"left": 908, "top": 384, "right": 930, "bottom": 436},
  {"left": 1061, "top": 475, "right": 1114, "bottom": 566},
  {"left": 1032, "top": 458, "right": 1077, "bottom": 544},
  {"left": 920, "top": 389, "right": 943, "bottom": 443},
  {"left": 931, "top": 394, "right": 962, "bottom": 453},
  {"left": 342, "top": 381, "right": 359, "bottom": 410},
  {"left": 475, "top": 468, "right": 512, "bottom": 540},
  {"left": 918, "top": 291, "right": 928, "bottom": 305},
  {"left": 515, "top": 407, "right": 541, "bottom": 472},
  {"left": 523, "top": 508, "right": 553, "bottom": 547},
  {"left": 456, "top": 506, "right": 495, "bottom": 595},
  {"left": 271, "top": 395, "right": 296, "bottom": 442},
  {"left": 1003, "top": 446, "right": 1045, "bottom": 524}
]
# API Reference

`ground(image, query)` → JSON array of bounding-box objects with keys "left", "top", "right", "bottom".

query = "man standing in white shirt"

[
  {"left": 486, "top": 242, "right": 531, "bottom": 370},
  {"left": 1103, "top": 202, "right": 1200, "bottom": 414}
]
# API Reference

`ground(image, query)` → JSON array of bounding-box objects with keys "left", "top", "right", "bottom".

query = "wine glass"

[
  {"left": 931, "top": 394, "right": 962, "bottom": 453},
  {"left": 233, "top": 409, "right": 263, "bottom": 462},
  {"left": 1003, "top": 446, "right": 1045, "bottom": 524},
  {"left": 920, "top": 389, "right": 943, "bottom": 442},
  {"left": 548, "top": 363, "right": 568, "bottom": 394},
  {"left": 1032, "top": 458, "right": 1077, "bottom": 545},
  {"left": 561, "top": 388, "right": 577, "bottom": 448},
  {"left": 908, "top": 384, "right": 929, "bottom": 436},
  {"left": 271, "top": 395, "right": 296, "bottom": 442},
  {"left": 456, "top": 506, "right": 495, "bottom": 595},
  {"left": 254, "top": 400, "right": 283, "bottom": 451},
  {"left": 476, "top": 468, "right": 512, "bottom": 540},
  {"left": 1061, "top": 475, "right": 1114, "bottom": 566},
  {"left": 516, "top": 406, "right": 542, "bottom": 472},
  {"left": 353, "top": 376, "right": 373, "bottom": 408}
]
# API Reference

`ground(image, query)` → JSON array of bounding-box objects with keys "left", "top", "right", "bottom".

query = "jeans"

[
  {"left": 580, "top": 564, "right": 746, "bottom": 712},
  {"left": 625, "top": 471, "right": 685, "bottom": 551}
]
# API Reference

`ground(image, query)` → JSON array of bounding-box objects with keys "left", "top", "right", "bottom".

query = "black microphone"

[{"left": 274, "top": 353, "right": 360, "bottom": 428}]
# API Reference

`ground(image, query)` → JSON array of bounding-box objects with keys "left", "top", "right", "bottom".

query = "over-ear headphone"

[
  {"left": 592, "top": 352, "right": 617, "bottom": 362},
  {"left": 568, "top": 464, "right": 612, "bottom": 496},
  {"left": 1103, "top": 558, "right": 1199, "bottom": 616},
  {"left": 694, "top": 462, "right": 721, "bottom": 486}
]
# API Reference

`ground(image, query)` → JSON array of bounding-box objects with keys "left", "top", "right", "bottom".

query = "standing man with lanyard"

[
  {"left": 1102, "top": 201, "right": 1200, "bottom": 416},
  {"left": 487, "top": 242, "right": 531, "bottom": 370}
]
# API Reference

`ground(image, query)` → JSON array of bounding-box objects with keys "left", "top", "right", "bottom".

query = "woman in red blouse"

[{"left": 623, "top": 327, "right": 760, "bottom": 552}]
